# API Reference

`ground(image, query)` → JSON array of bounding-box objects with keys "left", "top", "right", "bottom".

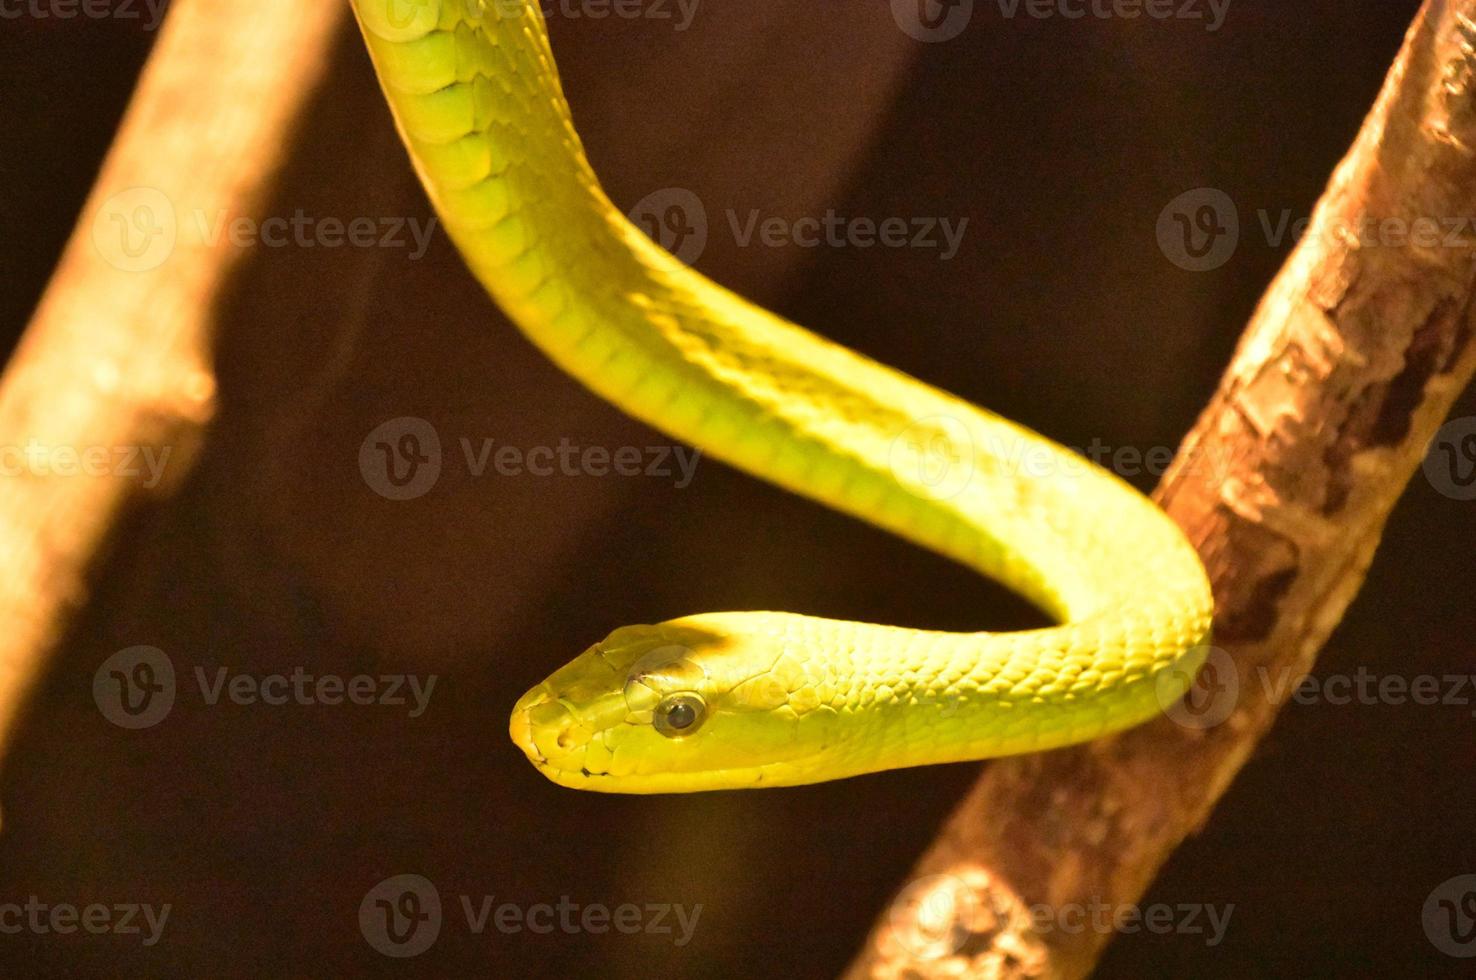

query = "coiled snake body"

[{"left": 351, "top": 0, "right": 1214, "bottom": 793}]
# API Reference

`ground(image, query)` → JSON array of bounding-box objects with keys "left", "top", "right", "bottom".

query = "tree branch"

[
  {"left": 0, "top": 0, "right": 344, "bottom": 759},
  {"left": 845, "top": 2, "right": 1476, "bottom": 977}
]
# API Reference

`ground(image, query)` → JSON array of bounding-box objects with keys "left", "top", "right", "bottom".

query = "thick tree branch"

[
  {"left": 0, "top": 0, "right": 343, "bottom": 758},
  {"left": 847, "top": 2, "right": 1476, "bottom": 977}
]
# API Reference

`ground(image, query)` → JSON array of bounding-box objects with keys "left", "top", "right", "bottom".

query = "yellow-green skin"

[{"left": 350, "top": 0, "right": 1214, "bottom": 793}]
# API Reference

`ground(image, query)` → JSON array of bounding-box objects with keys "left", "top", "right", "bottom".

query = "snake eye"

[{"left": 653, "top": 693, "right": 706, "bottom": 738}]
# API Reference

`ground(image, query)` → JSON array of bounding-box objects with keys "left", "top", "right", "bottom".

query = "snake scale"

[{"left": 350, "top": 0, "right": 1214, "bottom": 793}]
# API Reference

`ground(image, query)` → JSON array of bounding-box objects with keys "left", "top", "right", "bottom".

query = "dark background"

[{"left": 2, "top": 0, "right": 1473, "bottom": 976}]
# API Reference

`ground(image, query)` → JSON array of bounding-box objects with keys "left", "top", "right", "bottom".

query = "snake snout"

[
  {"left": 509, "top": 685, "right": 594, "bottom": 768},
  {"left": 508, "top": 686, "right": 547, "bottom": 763}
]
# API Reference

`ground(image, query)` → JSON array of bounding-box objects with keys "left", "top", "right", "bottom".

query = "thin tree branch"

[
  {"left": 846, "top": 2, "right": 1476, "bottom": 977},
  {"left": 0, "top": 0, "right": 344, "bottom": 759}
]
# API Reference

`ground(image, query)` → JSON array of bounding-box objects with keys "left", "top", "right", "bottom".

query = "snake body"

[{"left": 351, "top": 0, "right": 1214, "bottom": 793}]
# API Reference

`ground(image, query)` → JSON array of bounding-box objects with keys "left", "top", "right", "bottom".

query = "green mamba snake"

[{"left": 351, "top": 0, "right": 1214, "bottom": 793}]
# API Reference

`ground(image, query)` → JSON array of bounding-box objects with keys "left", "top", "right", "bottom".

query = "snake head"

[{"left": 509, "top": 614, "right": 842, "bottom": 793}]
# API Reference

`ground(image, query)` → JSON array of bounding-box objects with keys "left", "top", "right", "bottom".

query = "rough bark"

[
  {"left": 0, "top": 0, "right": 344, "bottom": 758},
  {"left": 845, "top": 3, "right": 1476, "bottom": 977}
]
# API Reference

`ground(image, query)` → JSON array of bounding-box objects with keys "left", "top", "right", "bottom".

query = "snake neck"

[{"left": 358, "top": 0, "right": 1166, "bottom": 612}]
